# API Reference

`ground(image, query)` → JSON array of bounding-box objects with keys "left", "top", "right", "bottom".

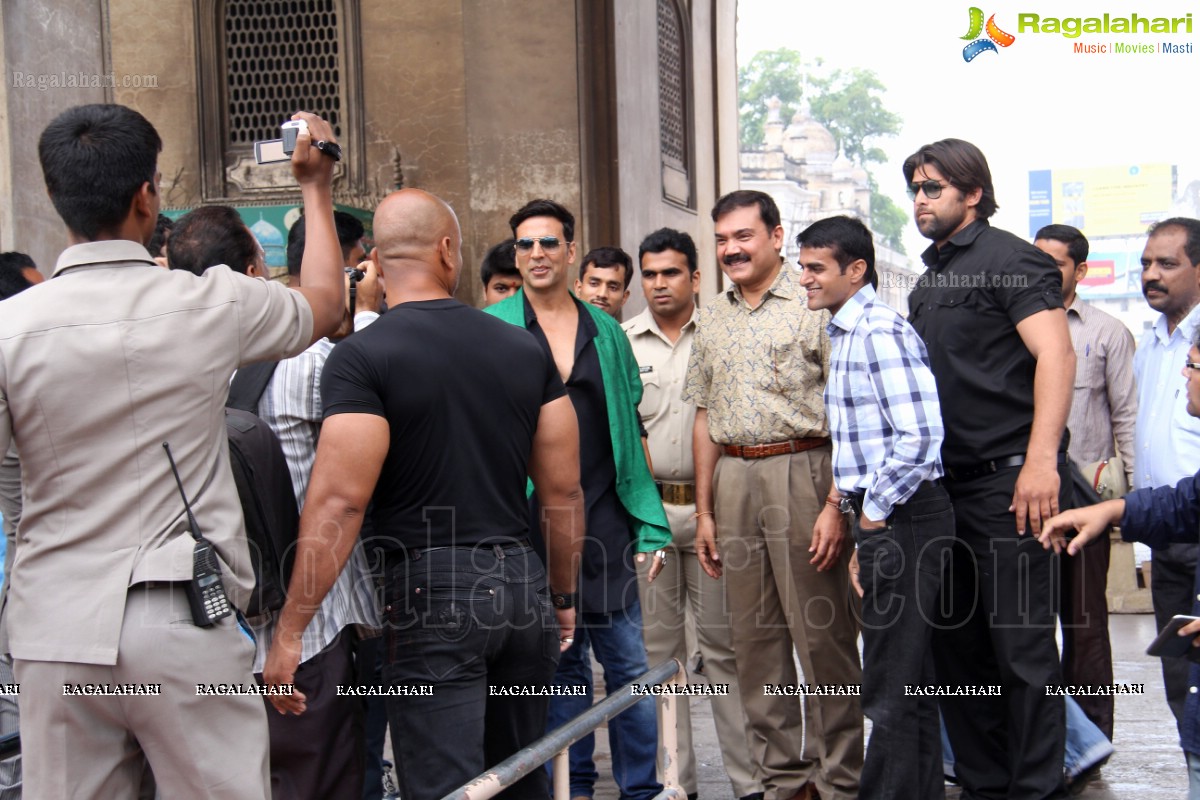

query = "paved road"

[{"left": 584, "top": 613, "right": 1187, "bottom": 798}]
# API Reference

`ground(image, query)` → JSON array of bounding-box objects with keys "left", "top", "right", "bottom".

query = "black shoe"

[{"left": 739, "top": 793, "right": 764, "bottom": 800}]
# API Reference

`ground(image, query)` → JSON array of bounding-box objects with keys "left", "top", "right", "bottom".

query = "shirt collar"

[
  {"left": 724, "top": 260, "right": 797, "bottom": 305},
  {"left": 523, "top": 291, "right": 599, "bottom": 339},
  {"left": 53, "top": 240, "right": 158, "bottom": 277},
  {"left": 920, "top": 219, "right": 990, "bottom": 270},
  {"left": 1154, "top": 302, "right": 1200, "bottom": 346},
  {"left": 624, "top": 307, "right": 696, "bottom": 344},
  {"left": 828, "top": 284, "right": 875, "bottom": 334}
]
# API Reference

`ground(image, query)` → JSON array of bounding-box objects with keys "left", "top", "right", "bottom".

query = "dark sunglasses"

[
  {"left": 906, "top": 180, "right": 946, "bottom": 200},
  {"left": 515, "top": 236, "right": 563, "bottom": 252}
]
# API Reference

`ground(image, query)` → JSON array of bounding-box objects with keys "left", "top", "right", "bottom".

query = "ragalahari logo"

[{"left": 961, "top": 7, "right": 1016, "bottom": 61}]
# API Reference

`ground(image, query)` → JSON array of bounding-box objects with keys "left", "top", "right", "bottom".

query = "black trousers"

[
  {"left": 934, "top": 464, "right": 1068, "bottom": 800},
  {"left": 382, "top": 544, "right": 560, "bottom": 800},
  {"left": 259, "top": 630, "right": 365, "bottom": 800},
  {"left": 1151, "top": 542, "right": 1200, "bottom": 742},
  {"left": 856, "top": 481, "right": 955, "bottom": 800}
]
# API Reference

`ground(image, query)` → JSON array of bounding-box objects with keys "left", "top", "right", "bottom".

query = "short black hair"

[
  {"left": 579, "top": 246, "right": 633, "bottom": 289},
  {"left": 286, "top": 211, "right": 367, "bottom": 275},
  {"left": 149, "top": 214, "right": 174, "bottom": 258},
  {"left": 167, "top": 205, "right": 259, "bottom": 277},
  {"left": 38, "top": 104, "right": 162, "bottom": 240},
  {"left": 638, "top": 228, "right": 697, "bottom": 275},
  {"left": 1148, "top": 217, "right": 1200, "bottom": 268},
  {"left": 902, "top": 138, "right": 998, "bottom": 220},
  {"left": 1035, "top": 224, "right": 1089, "bottom": 267},
  {"left": 796, "top": 215, "right": 878, "bottom": 290},
  {"left": 509, "top": 199, "right": 575, "bottom": 243},
  {"left": 335, "top": 211, "right": 366, "bottom": 263},
  {"left": 711, "top": 190, "right": 781, "bottom": 231},
  {"left": 0, "top": 252, "right": 37, "bottom": 300},
  {"left": 480, "top": 238, "right": 519, "bottom": 286}
]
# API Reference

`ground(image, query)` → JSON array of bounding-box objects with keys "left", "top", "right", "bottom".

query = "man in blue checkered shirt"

[{"left": 797, "top": 215, "right": 953, "bottom": 800}]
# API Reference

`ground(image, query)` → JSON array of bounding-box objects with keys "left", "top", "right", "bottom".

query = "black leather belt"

[
  {"left": 944, "top": 452, "right": 1067, "bottom": 483},
  {"left": 392, "top": 538, "right": 533, "bottom": 563}
]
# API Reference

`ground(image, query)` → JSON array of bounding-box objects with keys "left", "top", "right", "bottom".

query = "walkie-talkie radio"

[{"left": 163, "top": 442, "right": 232, "bottom": 627}]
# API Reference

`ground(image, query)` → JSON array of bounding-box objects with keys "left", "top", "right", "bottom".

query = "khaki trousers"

[
  {"left": 16, "top": 584, "right": 269, "bottom": 799},
  {"left": 637, "top": 500, "right": 760, "bottom": 798},
  {"left": 714, "top": 447, "right": 863, "bottom": 800}
]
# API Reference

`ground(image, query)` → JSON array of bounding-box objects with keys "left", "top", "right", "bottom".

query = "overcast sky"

[{"left": 736, "top": 0, "right": 1200, "bottom": 258}]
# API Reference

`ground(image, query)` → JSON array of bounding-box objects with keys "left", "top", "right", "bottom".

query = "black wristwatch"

[{"left": 551, "top": 592, "right": 577, "bottom": 610}]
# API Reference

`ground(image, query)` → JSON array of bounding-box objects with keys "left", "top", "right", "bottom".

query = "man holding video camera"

[{"left": 0, "top": 104, "right": 346, "bottom": 798}]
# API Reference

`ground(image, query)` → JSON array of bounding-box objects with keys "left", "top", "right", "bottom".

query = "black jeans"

[
  {"left": 381, "top": 544, "right": 560, "bottom": 800},
  {"left": 934, "top": 464, "right": 1069, "bottom": 800},
  {"left": 855, "top": 481, "right": 955, "bottom": 800},
  {"left": 1151, "top": 542, "right": 1200, "bottom": 741}
]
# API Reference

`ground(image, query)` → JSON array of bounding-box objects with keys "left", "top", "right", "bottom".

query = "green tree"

[
  {"left": 807, "top": 68, "right": 901, "bottom": 165},
  {"left": 738, "top": 49, "right": 907, "bottom": 252},
  {"left": 870, "top": 182, "right": 908, "bottom": 254},
  {"left": 737, "top": 48, "right": 805, "bottom": 149}
]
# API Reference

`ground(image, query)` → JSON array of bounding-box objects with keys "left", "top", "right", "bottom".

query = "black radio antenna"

[{"left": 163, "top": 442, "right": 202, "bottom": 541}]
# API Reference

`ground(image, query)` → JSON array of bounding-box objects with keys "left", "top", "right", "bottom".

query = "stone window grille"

[
  {"left": 196, "top": 0, "right": 364, "bottom": 200},
  {"left": 657, "top": 0, "right": 693, "bottom": 208}
]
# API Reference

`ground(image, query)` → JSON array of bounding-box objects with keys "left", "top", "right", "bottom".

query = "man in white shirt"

[{"left": 1133, "top": 216, "right": 1200, "bottom": 742}]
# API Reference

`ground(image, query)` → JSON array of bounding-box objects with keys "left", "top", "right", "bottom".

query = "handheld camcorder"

[{"left": 253, "top": 120, "right": 308, "bottom": 165}]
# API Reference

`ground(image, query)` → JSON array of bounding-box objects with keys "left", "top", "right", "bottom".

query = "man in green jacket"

[{"left": 486, "top": 198, "right": 670, "bottom": 800}]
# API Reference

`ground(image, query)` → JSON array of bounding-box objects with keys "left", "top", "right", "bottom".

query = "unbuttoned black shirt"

[
  {"left": 907, "top": 220, "right": 1066, "bottom": 467},
  {"left": 524, "top": 295, "right": 639, "bottom": 614}
]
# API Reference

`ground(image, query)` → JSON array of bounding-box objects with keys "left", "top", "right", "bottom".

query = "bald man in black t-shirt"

[{"left": 263, "top": 189, "right": 585, "bottom": 800}]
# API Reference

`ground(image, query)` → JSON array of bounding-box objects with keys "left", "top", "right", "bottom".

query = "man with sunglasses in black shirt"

[{"left": 903, "top": 139, "right": 1075, "bottom": 800}]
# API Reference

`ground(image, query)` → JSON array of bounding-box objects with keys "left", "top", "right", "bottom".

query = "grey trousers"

[{"left": 15, "top": 585, "right": 269, "bottom": 799}]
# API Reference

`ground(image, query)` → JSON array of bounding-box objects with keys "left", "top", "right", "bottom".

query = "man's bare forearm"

[
  {"left": 693, "top": 407, "right": 720, "bottom": 513},
  {"left": 273, "top": 494, "right": 365, "bottom": 647},
  {"left": 539, "top": 486, "right": 584, "bottom": 596},
  {"left": 1027, "top": 341, "right": 1074, "bottom": 465}
]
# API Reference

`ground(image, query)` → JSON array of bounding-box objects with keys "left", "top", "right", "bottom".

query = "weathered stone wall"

[{"left": 0, "top": 1, "right": 109, "bottom": 273}]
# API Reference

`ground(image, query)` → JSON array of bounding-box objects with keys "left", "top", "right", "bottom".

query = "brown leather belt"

[
  {"left": 656, "top": 481, "right": 695, "bottom": 505},
  {"left": 722, "top": 437, "right": 830, "bottom": 460}
]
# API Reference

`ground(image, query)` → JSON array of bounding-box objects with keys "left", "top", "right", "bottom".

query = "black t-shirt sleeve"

[
  {"left": 320, "top": 338, "right": 387, "bottom": 419},
  {"left": 997, "top": 245, "right": 1065, "bottom": 326}
]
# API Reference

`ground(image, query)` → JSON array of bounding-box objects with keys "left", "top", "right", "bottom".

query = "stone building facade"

[
  {"left": 740, "top": 97, "right": 919, "bottom": 310},
  {"left": 0, "top": 0, "right": 740, "bottom": 310}
]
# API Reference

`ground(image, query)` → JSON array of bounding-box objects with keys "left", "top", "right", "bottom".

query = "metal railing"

[{"left": 440, "top": 658, "right": 687, "bottom": 800}]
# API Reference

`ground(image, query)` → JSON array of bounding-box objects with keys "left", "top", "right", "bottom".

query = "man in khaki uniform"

[
  {"left": 623, "top": 228, "right": 760, "bottom": 800},
  {"left": 0, "top": 104, "right": 346, "bottom": 798},
  {"left": 685, "top": 191, "right": 863, "bottom": 800}
]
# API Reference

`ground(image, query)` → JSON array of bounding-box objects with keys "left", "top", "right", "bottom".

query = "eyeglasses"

[
  {"left": 906, "top": 180, "right": 946, "bottom": 200},
  {"left": 1185, "top": 360, "right": 1200, "bottom": 372},
  {"left": 515, "top": 236, "right": 564, "bottom": 253}
]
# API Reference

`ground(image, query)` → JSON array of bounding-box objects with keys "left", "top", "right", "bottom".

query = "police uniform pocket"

[{"left": 639, "top": 371, "right": 663, "bottom": 416}]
